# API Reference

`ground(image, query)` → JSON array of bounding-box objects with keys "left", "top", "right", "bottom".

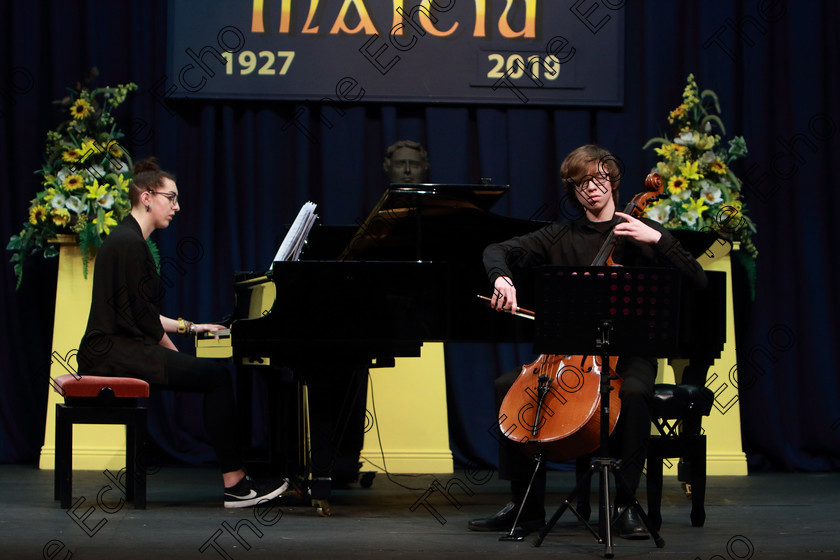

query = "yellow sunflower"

[
  {"left": 70, "top": 98, "right": 94, "bottom": 120},
  {"left": 667, "top": 175, "right": 688, "bottom": 195},
  {"left": 106, "top": 141, "right": 124, "bottom": 158},
  {"left": 654, "top": 143, "right": 677, "bottom": 160},
  {"left": 62, "top": 148, "right": 82, "bottom": 162},
  {"left": 51, "top": 208, "right": 71, "bottom": 226},
  {"left": 63, "top": 174, "right": 85, "bottom": 191},
  {"left": 709, "top": 160, "right": 727, "bottom": 175},
  {"left": 29, "top": 205, "right": 48, "bottom": 225}
]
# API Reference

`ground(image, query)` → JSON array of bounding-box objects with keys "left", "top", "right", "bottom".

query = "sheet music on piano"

[
  {"left": 270, "top": 202, "right": 318, "bottom": 268},
  {"left": 199, "top": 202, "right": 319, "bottom": 342}
]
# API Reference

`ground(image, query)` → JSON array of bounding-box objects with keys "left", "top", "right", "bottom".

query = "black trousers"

[
  {"left": 157, "top": 348, "right": 242, "bottom": 474},
  {"left": 494, "top": 355, "right": 655, "bottom": 514}
]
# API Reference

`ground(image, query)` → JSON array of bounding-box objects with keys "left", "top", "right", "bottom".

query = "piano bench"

[
  {"left": 53, "top": 374, "right": 149, "bottom": 509},
  {"left": 646, "top": 383, "right": 715, "bottom": 532}
]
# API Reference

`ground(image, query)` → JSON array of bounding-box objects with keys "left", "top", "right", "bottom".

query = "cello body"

[
  {"left": 499, "top": 353, "right": 621, "bottom": 462},
  {"left": 496, "top": 173, "right": 666, "bottom": 462}
]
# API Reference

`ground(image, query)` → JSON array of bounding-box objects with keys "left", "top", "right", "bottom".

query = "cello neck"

[{"left": 590, "top": 201, "right": 635, "bottom": 266}]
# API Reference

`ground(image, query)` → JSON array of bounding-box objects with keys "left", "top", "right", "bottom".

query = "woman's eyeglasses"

[{"left": 149, "top": 191, "right": 178, "bottom": 205}]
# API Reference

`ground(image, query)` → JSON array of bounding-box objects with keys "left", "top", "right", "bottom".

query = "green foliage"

[
  {"left": 7, "top": 80, "right": 138, "bottom": 288},
  {"left": 643, "top": 74, "right": 758, "bottom": 262}
]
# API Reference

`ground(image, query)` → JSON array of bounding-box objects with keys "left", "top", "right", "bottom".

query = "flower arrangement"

[
  {"left": 643, "top": 74, "right": 757, "bottom": 262},
  {"left": 7, "top": 81, "right": 139, "bottom": 288}
]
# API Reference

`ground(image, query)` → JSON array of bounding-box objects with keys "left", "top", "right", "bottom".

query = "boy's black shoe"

[
  {"left": 468, "top": 501, "right": 545, "bottom": 534},
  {"left": 614, "top": 506, "right": 651, "bottom": 540}
]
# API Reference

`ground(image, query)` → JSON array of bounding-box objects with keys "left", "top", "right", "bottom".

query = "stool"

[
  {"left": 646, "top": 383, "right": 714, "bottom": 531},
  {"left": 53, "top": 374, "right": 150, "bottom": 509}
]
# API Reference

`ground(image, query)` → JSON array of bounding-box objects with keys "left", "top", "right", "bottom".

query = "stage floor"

[{"left": 1, "top": 464, "right": 836, "bottom": 559}]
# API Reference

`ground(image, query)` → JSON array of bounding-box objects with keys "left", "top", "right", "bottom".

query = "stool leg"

[
  {"left": 54, "top": 404, "right": 61, "bottom": 502},
  {"left": 56, "top": 405, "right": 74, "bottom": 509},
  {"left": 125, "top": 424, "right": 136, "bottom": 503},
  {"left": 134, "top": 409, "right": 147, "bottom": 509},
  {"left": 646, "top": 442, "right": 664, "bottom": 533},
  {"left": 689, "top": 436, "right": 706, "bottom": 527}
]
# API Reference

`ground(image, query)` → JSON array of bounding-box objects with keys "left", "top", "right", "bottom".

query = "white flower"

[
  {"left": 646, "top": 203, "right": 672, "bottom": 224},
  {"left": 680, "top": 208, "right": 700, "bottom": 227},
  {"left": 700, "top": 151, "right": 716, "bottom": 164},
  {"left": 50, "top": 193, "right": 67, "bottom": 209},
  {"left": 110, "top": 158, "right": 129, "bottom": 173},
  {"left": 700, "top": 184, "right": 723, "bottom": 205},
  {"left": 84, "top": 165, "right": 107, "bottom": 181},
  {"left": 669, "top": 188, "right": 691, "bottom": 202},
  {"left": 674, "top": 131, "right": 697, "bottom": 146},
  {"left": 56, "top": 168, "right": 71, "bottom": 185},
  {"left": 66, "top": 195, "right": 86, "bottom": 214},
  {"left": 96, "top": 193, "right": 114, "bottom": 209}
]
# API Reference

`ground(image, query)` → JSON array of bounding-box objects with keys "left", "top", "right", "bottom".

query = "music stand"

[{"left": 529, "top": 266, "right": 679, "bottom": 557}]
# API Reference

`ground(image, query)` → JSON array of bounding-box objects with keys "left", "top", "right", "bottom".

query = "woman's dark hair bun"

[{"left": 133, "top": 157, "right": 161, "bottom": 175}]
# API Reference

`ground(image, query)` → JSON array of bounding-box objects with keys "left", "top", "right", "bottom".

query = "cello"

[{"left": 496, "top": 173, "right": 665, "bottom": 462}]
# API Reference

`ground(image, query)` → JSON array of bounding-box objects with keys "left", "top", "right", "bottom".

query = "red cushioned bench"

[{"left": 53, "top": 374, "right": 150, "bottom": 509}]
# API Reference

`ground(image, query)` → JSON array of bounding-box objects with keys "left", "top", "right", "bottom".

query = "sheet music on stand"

[{"left": 270, "top": 202, "right": 318, "bottom": 269}]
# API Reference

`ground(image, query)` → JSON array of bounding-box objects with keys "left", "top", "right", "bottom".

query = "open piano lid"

[{"left": 339, "top": 183, "right": 511, "bottom": 261}]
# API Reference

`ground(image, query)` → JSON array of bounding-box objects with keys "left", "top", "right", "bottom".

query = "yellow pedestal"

[
  {"left": 654, "top": 239, "right": 748, "bottom": 476},
  {"left": 39, "top": 243, "right": 126, "bottom": 471},
  {"left": 360, "top": 343, "right": 454, "bottom": 474}
]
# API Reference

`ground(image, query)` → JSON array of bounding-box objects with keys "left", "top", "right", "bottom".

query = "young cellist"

[{"left": 469, "top": 145, "right": 707, "bottom": 539}]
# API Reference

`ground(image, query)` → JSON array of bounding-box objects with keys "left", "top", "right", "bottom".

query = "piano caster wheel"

[
  {"left": 360, "top": 472, "right": 375, "bottom": 489},
  {"left": 313, "top": 499, "right": 331, "bottom": 517}
]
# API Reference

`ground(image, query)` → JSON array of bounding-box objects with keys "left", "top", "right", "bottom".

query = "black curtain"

[{"left": 2, "top": 0, "right": 838, "bottom": 472}]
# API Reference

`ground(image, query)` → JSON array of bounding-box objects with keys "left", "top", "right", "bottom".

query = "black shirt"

[
  {"left": 78, "top": 214, "right": 167, "bottom": 383},
  {"left": 483, "top": 214, "right": 707, "bottom": 290}
]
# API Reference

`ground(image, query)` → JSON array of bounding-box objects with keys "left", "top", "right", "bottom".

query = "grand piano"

[
  {"left": 209, "top": 183, "right": 727, "bottom": 511},
  {"left": 223, "top": 184, "right": 548, "bottom": 507}
]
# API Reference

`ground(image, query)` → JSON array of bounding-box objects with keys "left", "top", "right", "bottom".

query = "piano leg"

[
  {"left": 303, "top": 363, "right": 369, "bottom": 496},
  {"left": 242, "top": 361, "right": 368, "bottom": 514}
]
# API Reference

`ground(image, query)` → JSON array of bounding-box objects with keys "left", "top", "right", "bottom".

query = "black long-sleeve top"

[
  {"left": 78, "top": 214, "right": 167, "bottom": 383},
  {"left": 484, "top": 214, "right": 708, "bottom": 291}
]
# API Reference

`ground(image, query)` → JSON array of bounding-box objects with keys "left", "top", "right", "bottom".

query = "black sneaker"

[{"left": 224, "top": 476, "right": 289, "bottom": 509}]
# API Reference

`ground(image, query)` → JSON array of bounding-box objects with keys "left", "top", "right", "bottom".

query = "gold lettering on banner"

[
  {"left": 279, "top": 0, "right": 291, "bottom": 33},
  {"left": 392, "top": 0, "right": 405, "bottom": 34},
  {"left": 252, "top": 0, "right": 264, "bottom": 32},
  {"left": 250, "top": 0, "right": 544, "bottom": 39},
  {"left": 474, "top": 0, "right": 487, "bottom": 37},
  {"left": 499, "top": 0, "right": 537, "bottom": 38},
  {"left": 251, "top": 0, "right": 292, "bottom": 33},
  {"left": 303, "top": 0, "right": 321, "bottom": 34},
  {"left": 419, "top": 0, "right": 458, "bottom": 37},
  {"left": 330, "top": 0, "right": 378, "bottom": 35}
]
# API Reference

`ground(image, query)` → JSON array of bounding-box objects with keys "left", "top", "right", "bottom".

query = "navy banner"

[{"left": 166, "top": 0, "right": 624, "bottom": 105}]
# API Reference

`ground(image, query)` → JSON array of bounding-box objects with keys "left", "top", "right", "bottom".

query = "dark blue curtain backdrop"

[{"left": 2, "top": 1, "right": 838, "bottom": 473}]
